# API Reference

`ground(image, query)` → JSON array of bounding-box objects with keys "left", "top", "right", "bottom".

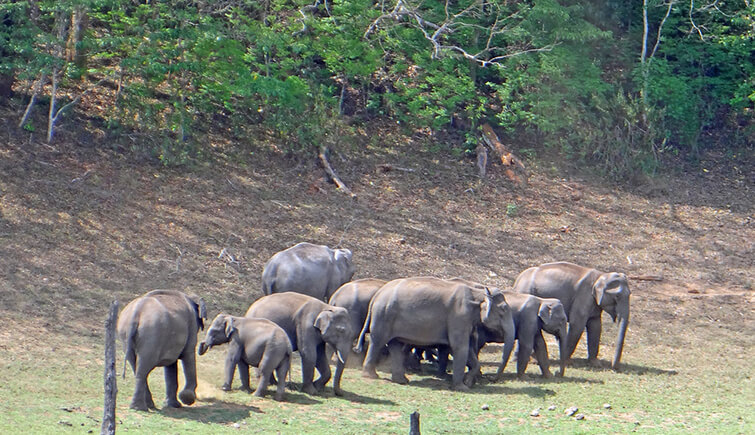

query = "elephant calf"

[
  {"left": 117, "top": 290, "right": 207, "bottom": 411},
  {"left": 198, "top": 314, "right": 292, "bottom": 401},
  {"left": 514, "top": 262, "right": 630, "bottom": 369}
]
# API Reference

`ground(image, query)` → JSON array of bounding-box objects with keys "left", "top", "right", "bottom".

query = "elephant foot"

[
  {"left": 252, "top": 389, "right": 265, "bottom": 398},
  {"left": 302, "top": 384, "right": 317, "bottom": 395},
  {"left": 541, "top": 370, "right": 553, "bottom": 379},
  {"left": 221, "top": 384, "right": 232, "bottom": 392},
  {"left": 333, "top": 387, "right": 344, "bottom": 397},
  {"left": 274, "top": 392, "right": 285, "bottom": 401},
  {"left": 362, "top": 368, "right": 379, "bottom": 379},
  {"left": 516, "top": 373, "right": 527, "bottom": 381},
  {"left": 129, "top": 401, "right": 150, "bottom": 412},
  {"left": 313, "top": 379, "right": 328, "bottom": 392},
  {"left": 240, "top": 386, "right": 254, "bottom": 394},
  {"left": 179, "top": 390, "right": 196, "bottom": 406},
  {"left": 392, "top": 374, "right": 409, "bottom": 385},
  {"left": 452, "top": 383, "right": 471, "bottom": 392},
  {"left": 556, "top": 370, "right": 564, "bottom": 378},
  {"left": 588, "top": 358, "right": 602, "bottom": 368},
  {"left": 164, "top": 398, "right": 182, "bottom": 408}
]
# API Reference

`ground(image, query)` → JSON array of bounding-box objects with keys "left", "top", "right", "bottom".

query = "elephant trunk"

[
  {"left": 612, "top": 316, "right": 629, "bottom": 370},
  {"left": 557, "top": 326, "right": 567, "bottom": 377},
  {"left": 495, "top": 326, "right": 516, "bottom": 381},
  {"left": 198, "top": 341, "right": 209, "bottom": 356},
  {"left": 333, "top": 341, "right": 350, "bottom": 396}
]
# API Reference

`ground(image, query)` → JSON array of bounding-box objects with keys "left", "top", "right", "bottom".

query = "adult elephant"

[
  {"left": 245, "top": 293, "right": 354, "bottom": 396},
  {"left": 355, "top": 277, "right": 515, "bottom": 390},
  {"left": 486, "top": 292, "right": 568, "bottom": 379},
  {"left": 117, "top": 290, "right": 207, "bottom": 411},
  {"left": 513, "top": 262, "right": 630, "bottom": 369},
  {"left": 328, "top": 278, "right": 388, "bottom": 342},
  {"left": 261, "top": 242, "right": 355, "bottom": 301}
]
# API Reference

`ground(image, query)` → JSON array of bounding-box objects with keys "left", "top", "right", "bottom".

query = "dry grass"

[{"left": 0, "top": 105, "right": 752, "bottom": 433}]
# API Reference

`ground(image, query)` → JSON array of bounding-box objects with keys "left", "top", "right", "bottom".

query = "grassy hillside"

[{"left": 0, "top": 111, "right": 752, "bottom": 433}]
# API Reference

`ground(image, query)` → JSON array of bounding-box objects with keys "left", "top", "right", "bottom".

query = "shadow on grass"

[
  {"left": 160, "top": 398, "right": 261, "bottom": 424},
  {"left": 407, "top": 377, "right": 556, "bottom": 398},
  {"left": 569, "top": 358, "right": 678, "bottom": 376},
  {"left": 330, "top": 389, "right": 398, "bottom": 406}
]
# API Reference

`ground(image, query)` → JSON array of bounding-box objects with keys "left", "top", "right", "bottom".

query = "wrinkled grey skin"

[
  {"left": 245, "top": 293, "right": 354, "bottom": 396},
  {"left": 513, "top": 262, "right": 630, "bottom": 369},
  {"left": 488, "top": 292, "right": 568, "bottom": 379},
  {"left": 355, "top": 277, "right": 515, "bottom": 391},
  {"left": 262, "top": 242, "right": 355, "bottom": 301},
  {"left": 198, "top": 314, "right": 292, "bottom": 400},
  {"left": 328, "top": 278, "right": 388, "bottom": 343},
  {"left": 117, "top": 290, "right": 207, "bottom": 411}
]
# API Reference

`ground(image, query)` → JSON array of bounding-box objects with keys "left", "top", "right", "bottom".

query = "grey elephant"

[
  {"left": 513, "top": 262, "right": 630, "bottom": 369},
  {"left": 245, "top": 292, "right": 354, "bottom": 396},
  {"left": 117, "top": 289, "right": 207, "bottom": 411},
  {"left": 261, "top": 242, "right": 355, "bottom": 301},
  {"left": 328, "top": 278, "right": 388, "bottom": 342},
  {"left": 355, "top": 277, "right": 515, "bottom": 391},
  {"left": 198, "top": 314, "right": 292, "bottom": 400},
  {"left": 486, "top": 292, "right": 568, "bottom": 379}
]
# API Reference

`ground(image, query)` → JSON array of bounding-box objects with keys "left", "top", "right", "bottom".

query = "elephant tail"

[
  {"left": 122, "top": 318, "right": 138, "bottom": 379},
  {"left": 262, "top": 277, "right": 275, "bottom": 296},
  {"left": 354, "top": 307, "right": 371, "bottom": 354}
]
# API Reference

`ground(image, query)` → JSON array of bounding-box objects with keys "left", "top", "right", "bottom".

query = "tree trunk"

[
  {"left": 66, "top": 5, "right": 88, "bottom": 78},
  {"left": 101, "top": 300, "right": 119, "bottom": 435}
]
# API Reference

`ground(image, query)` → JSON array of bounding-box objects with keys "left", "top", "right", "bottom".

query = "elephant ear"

[
  {"left": 592, "top": 275, "right": 608, "bottom": 306},
  {"left": 224, "top": 317, "right": 236, "bottom": 338},
  {"left": 189, "top": 296, "right": 208, "bottom": 330},
  {"left": 538, "top": 303, "right": 553, "bottom": 324},
  {"left": 480, "top": 289, "right": 493, "bottom": 323},
  {"left": 314, "top": 310, "right": 331, "bottom": 333}
]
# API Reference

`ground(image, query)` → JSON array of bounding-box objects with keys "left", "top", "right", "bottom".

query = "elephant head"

[
  {"left": 538, "top": 300, "right": 568, "bottom": 377},
  {"left": 593, "top": 272, "right": 630, "bottom": 369},
  {"left": 331, "top": 248, "right": 356, "bottom": 287},
  {"left": 198, "top": 314, "right": 233, "bottom": 356},
  {"left": 314, "top": 306, "right": 354, "bottom": 396}
]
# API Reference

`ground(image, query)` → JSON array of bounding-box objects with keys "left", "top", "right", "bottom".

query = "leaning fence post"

[
  {"left": 101, "top": 300, "right": 119, "bottom": 435},
  {"left": 409, "top": 411, "right": 420, "bottom": 435}
]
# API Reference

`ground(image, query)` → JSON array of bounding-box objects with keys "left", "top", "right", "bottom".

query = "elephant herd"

[{"left": 117, "top": 242, "right": 631, "bottom": 411}]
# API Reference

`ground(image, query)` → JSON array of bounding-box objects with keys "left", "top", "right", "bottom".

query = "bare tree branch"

[{"left": 364, "top": 0, "right": 555, "bottom": 66}]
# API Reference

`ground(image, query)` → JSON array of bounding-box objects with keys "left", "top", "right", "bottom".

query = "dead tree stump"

[
  {"left": 409, "top": 411, "right": 420, "bottom": 435},
  {"left": 101, "top": 300, "right": 118, "bottom": 435}
]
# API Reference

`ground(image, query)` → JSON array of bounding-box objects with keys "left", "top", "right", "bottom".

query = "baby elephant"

[{"left": 198, "top": 314, "right": 292, "bottom": 401}]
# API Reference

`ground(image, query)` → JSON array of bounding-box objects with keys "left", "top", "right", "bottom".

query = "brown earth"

[{"left": 0, "top": 105, "right": 753, "bottom": 362}]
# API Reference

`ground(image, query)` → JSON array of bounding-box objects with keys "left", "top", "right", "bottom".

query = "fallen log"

[
  {"left": 319, "top": 146, "right": 356, "bottom": 198},
  {"left": 629, "top": 275, "right": 664, "bottom": 282}
]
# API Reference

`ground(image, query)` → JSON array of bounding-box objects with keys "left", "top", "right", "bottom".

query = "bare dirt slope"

[{"left": 0, "top": 113, "right": 753, "bottom": 364}]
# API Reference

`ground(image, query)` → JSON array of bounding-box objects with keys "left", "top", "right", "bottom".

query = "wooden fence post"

[
  {"left": 409, "top": 411, "right": 420, "bottom": 435},
  {"left": 101, "top": 300, "right": 119, "bottom": 435}
]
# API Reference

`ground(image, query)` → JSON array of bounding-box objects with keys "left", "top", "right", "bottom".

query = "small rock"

[
  {"left": 488, "top": 271, "right": 498, "bottom": 277},
  {"left": 530, "top": 408, "right": 540, "bottom": 417},
  {"left": 575, "top": 413, "right": 585, "bottom": 420},
  {"left": 548, "top": 405, "right": 556, "bottom": 411},
  {"left": 603, "top": 403, "right": 612, "bottom": 409},
  {"left": 565, "top": 406, "right": 578, "bottom": 417},
  {"left": 232, "top": 423, "right": 240, "bottom": 429},
  {"left": 481, "top": 404, "right": 490, "bottom": 410}
]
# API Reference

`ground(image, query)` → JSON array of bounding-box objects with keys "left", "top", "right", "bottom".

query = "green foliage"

[{"left": 1, "top": 0, "right": 751, "bottom": 173}]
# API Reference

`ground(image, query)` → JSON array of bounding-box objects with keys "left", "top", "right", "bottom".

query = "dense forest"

[{"left": 1, "top": 0, "right": 752, "bottom": 176}]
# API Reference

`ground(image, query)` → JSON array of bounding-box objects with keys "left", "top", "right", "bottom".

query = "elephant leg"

[
  {"left": 274, "top": 356, "right": 290, "bottom": 401},
  {"left": 299, "top": 346, "right": 318, "bottom": 395},
  {"left": 450, "top": 341, "right": 471, "bottom": 391},
  {"left": 362, "top": 332, "right": 387, "bottom": 379},
  {"left": 179, "top": 354, "right": 197, "bottom": 406},
  {"left": 463, "top": 344, "right": 481, "bottom": 387},
  {"left": 532, "top": 332, "right": 552, "bottom": 378},
  {"left": 586, "top": 316, "right": 602, "bottom": 365},
  {"left": 517, "top": 339, "right": 534, "bottom": 379},
  {"left": 253, "top": 359, "right": 271, "bottom": 398},
  {"left": 565, "top": 323, "right": 585, "bottom": 361},
  {"left": 388, "top": 341, "right": 409, "bottom": 384},
  {"left": 313, "top": 345, "right": 332, "bottom": 392},
  {"left": 163, "top": 362, "right": 181, "bottom": 408},
  {"left": 222, "top": 352, "right": 238, "bottom": 391},
  {"left": 130, "top": 361, "right": 154, "bottom": 411},
  {"left": 436, "top": 346, "right": 450, "bottom": 378},
  {"left": 238, "top": 361, "right": 253, "bottom": 393},
  {"left": 144, "top": 381, "right": 156, "bottom": 410}
]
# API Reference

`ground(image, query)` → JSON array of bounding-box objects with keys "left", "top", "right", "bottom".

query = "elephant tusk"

[{"left": 337, "top": 350, "right": 346, "bottom": 365}]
